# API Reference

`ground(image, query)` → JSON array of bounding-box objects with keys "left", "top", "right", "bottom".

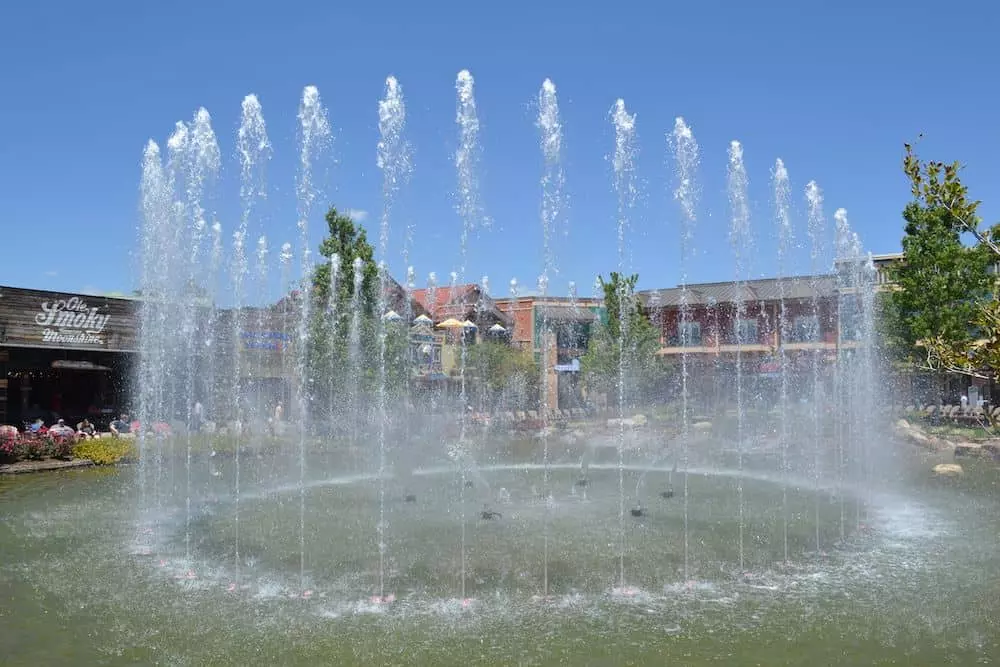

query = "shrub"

[{"left": 73, "top": 439, "right": 137, "bottom": 465}]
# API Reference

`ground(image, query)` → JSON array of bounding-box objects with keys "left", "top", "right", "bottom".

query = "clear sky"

[{"left": 2, "top": 0, "right": 998, "bottom": 301}]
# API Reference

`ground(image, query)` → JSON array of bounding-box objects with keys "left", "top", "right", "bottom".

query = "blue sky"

[{"left": 2, "top": 0, "right": 998, "bottom": 301}]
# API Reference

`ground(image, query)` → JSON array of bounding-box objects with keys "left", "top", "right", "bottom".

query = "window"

[
  {"left": 677, "top": 321, "right": 702, "bottom": 346},
  {"left": 788, "top": 315, "right": 819, "bottom": 343},
  {"left": 733, "top": 318, "right": 758, "bottom": 344},
  {"left": 839, "top": 296, "right": 860, "bottom": 342},
  {"left": 556, "top": 322, "right": 590, "bottom": 350}
]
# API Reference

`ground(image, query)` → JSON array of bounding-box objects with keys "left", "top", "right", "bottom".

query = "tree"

[
  {"left": 885, "top": 145, "right": 996, "bottom": 379},
  {"left": 466, "top": 340, "right": 539, "bottom": 410},
  {"left": 580, "top": 272, "right": 660, "bottom": 406},
  {"left": 304, "top": 206, "right": 409, "bottom": 421},
  {"left": 312, "top": 207, "right": 378, "bottom": 313}
]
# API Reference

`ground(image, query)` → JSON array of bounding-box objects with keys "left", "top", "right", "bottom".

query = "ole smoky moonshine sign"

[{"left": 35, "top": 296, "right": 112, "bottom": 346}]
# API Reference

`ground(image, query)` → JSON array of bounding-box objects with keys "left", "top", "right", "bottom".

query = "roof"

[
  {"left": 410, "top": 284, "right": 480, "bottom": 313},
  {"left": 410, "top": 283, "right": 512, "bottom": 327},
  {"left": 639, "top": 274, "right": 838, "bottom": 308},
  {"left": 536, "top": 305, "right": 598, "bottom": 323}
]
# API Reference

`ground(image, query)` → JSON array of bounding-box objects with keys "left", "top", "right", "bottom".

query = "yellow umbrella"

[{"left": 436, "top": 318, "right": 464, "bottom": 328}]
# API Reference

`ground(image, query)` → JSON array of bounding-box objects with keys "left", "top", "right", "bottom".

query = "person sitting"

[
  {"left": 76, "top": 419, "right": 96, "bottom": 438},
  {"left": 49, "top": 419, "right": 75, "bottom": 438},
  {"left": 28, "top": 418, "right": 45, "bottom": 434},
  {"left": 110, "top": 414, "right": 131, "bottom": 437}
]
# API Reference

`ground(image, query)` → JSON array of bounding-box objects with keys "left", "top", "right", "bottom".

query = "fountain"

[{"left": 11, "top": 69, "right": 973, "bottom": 665}]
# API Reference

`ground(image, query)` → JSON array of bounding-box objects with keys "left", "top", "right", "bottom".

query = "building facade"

[
  {"left": 494, "top": 295, "right": 606, "bottom": 410},
  {"left": 0, "top": 286, "right": 139, "bottom": 427}
]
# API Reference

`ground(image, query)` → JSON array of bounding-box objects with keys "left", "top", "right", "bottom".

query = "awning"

[{"left": 51, "top": 360, "right": 111, "bottom": 371}]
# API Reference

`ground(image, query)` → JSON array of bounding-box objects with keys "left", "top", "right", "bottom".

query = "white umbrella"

[
  {"left": 488, "top": 323, "right": 507, "bottom": 333},
  {"left": 413, "top": 314, "right": 433, "bottom": 325},
  {"left": 382, "top": 310, "right": 403, "bottom": 322}
]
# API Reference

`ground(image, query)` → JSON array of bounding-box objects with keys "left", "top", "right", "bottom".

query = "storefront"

[{"left": 0, "top": 286, "right": 138, "bottom": 428}]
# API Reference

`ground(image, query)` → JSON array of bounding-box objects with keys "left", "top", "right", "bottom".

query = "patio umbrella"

[
  {"left": 436, "top": 318, "right": 464, "bottom": 328},
  {"left": 488, "top": 323, "right": 506, "bottom": 333},
  {"left": 413, "top": 314, "right": 433, "bottom": 325},
  {"left": 382, "top": 310, "right": 403, "bottom": 322},
  {"left": 461, "top": 319, "right": 477, "bottom": 329}
]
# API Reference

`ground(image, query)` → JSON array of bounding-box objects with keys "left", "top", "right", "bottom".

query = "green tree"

[
  {"left": 305, "top": 206, "right": 409, "bottom": 420},
  {"left": 581, "top": 272, "right": 660, "bottom": 406},
  {"left": 312, "top": 207, "right": 378, "bottom": 312},
  {"left": 885, "top": 145, "right": 996, "bottom": 377},
  {"left": 466, "top": 340, "right": 539, "bottom": 409}
]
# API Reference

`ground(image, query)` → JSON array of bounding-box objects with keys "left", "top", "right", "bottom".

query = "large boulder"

[
  {"left": 954, "top": 442, "right": 989, "bottom": 459},
  {"left": 932, "top": 463, "right": 964, "bottom": 477},
  {"left": 893, "top": 420, "right": 952, "bottom": 452},
  {"left": 606, "top": 415, "right": 648, "bottom": 429}
]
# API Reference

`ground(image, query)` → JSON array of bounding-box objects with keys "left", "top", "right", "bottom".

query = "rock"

[
  {"left": 932, "top": 463, "right": 964, "bottom": 477},
  {"left": 894, "top": 422, "right": 953, "bottom": 452},
  {"left": 606, "top": 415, "right": 648, "bottom": 429},
  {"left": 954, "top": 442, "right": 987, "bottom": 459}
]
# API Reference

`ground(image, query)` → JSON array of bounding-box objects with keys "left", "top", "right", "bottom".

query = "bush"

[
  {"left": 0, "top": 431, "right": 16, "bottom": 463},
  {"left": 73, "top": 438, "right": 137, "bottom": 465},
  {"left": 6, "top": 434, "right": 75, "bottom": 461}
]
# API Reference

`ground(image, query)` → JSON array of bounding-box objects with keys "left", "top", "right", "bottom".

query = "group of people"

[{"left": 24, "top": 414, "right": 133, "bottom": 439}]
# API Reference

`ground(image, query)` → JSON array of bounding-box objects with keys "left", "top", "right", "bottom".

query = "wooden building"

[{"left": 0, "top": 286, "right": 139, "bottom": 427}]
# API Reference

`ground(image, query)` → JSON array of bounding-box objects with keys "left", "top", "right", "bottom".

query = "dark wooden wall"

[{"left": 0, "top": 287, "right": 138, "bottom": 352}]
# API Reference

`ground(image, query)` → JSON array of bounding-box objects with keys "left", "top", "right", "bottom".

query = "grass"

[{"left": 922, "top": 423, "right": 995, "bottom": 440}]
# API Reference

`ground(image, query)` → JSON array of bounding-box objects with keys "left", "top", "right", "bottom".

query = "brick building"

[
  {"left": 639, "top": 276, "right": 844, "bottom": 406},
  {"left": 493, "top": 295, "right": 607, "bottom": 411}
]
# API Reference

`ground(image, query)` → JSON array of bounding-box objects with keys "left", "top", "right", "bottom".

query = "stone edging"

[{"left": 0, "top": 458, "right": 96, "bottom": 475}]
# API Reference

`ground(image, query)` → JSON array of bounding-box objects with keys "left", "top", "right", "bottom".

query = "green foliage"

[
  {"left": 312, "top": 207, "right": 379, "bottom": 314},
  {"left": 885, "top": 145, "right": 995, "bottom": 372},
  {"left": 304, "top": 206, "right": 410, "bottom": 418},
  {"left": 466, "top": 340, "right": 539, "bottom": 408},
  {"left": 581, "top": 272, "right": 661, "bottom": 404},
  {"left": 73, "top": 438, "right": 137, "bottom": 465}
]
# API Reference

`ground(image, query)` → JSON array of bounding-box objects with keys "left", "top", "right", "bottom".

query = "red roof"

[{"left": 410, "top": 284, "right": 480, "bottom": 317}]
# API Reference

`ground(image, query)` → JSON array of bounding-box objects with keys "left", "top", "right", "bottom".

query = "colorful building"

[{"left": 493, "top": 295, "right": 607, "bottom": 411}]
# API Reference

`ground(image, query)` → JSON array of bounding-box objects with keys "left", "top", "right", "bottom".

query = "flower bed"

[
  {"left": 71, "top": 438, "right": 136, "bottom": 465},
  {"left": 0, "top": 431, "right": 74, "bottom": 463}
]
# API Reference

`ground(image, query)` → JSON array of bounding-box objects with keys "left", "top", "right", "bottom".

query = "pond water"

[{"left": 1, "top": 446, "right": 997, "bottom": 666}]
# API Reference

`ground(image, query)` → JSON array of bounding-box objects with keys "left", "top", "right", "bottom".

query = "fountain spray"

[
  {"left": 727, "top": 140, "right": 750, "bottom": 573},
  {"left": 536, "top": 77, "right": 565, "bottom": 596},
  {"left": 611, "top": 98, "right": 637, "bottom": 591},
  {"left": 671, "top": 116, "right": 699, "bottom": 580},
  {"left": 295, "top": 84, "right": 331, "bottom": 591},
  {"left": 773, "top": 158, "right": 792, "bottom": 564},
  {"left": 376, "top": 75, "right": 410, "bottom": 601},
  {"left": 806, "top": 181, "right": 826, "bottom": 553}
]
